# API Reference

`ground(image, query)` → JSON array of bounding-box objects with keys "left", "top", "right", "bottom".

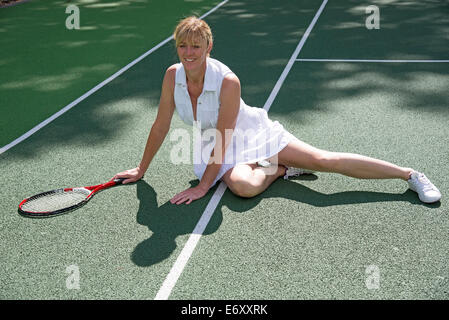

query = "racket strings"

[{"left": 21, "top": 189, "right": 91, "bottom": 213}]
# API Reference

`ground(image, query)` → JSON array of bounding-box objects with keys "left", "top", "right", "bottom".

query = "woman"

[{"left": 114, "top": 17, "right": 441, "bottom": 205}]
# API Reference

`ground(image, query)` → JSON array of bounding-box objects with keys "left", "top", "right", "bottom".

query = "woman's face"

[{"left": 177, "top": 37, "right": 211, "bottom": 71}]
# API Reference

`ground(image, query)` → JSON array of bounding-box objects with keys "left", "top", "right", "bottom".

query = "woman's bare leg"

[
  {"left": 275, "top": 139, "right": 414, "bottom": 181},
  {"left": 221, "top": 139, "right": 442, "bottom": 203},
  {"left": 222, "top": 139, "right": 415, "bottom": 198}
]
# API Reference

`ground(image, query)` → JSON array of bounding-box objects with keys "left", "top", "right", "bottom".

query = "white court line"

[
  {"left": 0, "top": 0, "right": 229, "bottom": 155},
  {"left": 154, "top": 181, "right": 228, "bottom": 300},
  {"left": 154, "top": 0, "right": 329, "bottom": 301},
  {"left": 296, "top": 58, "right": 449, "bottom": 63},
  {"left": 264, "top": 1, "right": 328, "bottom": 110}
]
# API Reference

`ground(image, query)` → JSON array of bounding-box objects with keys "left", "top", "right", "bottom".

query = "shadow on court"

[
  {"left": 130, "top": 176, "right": 439, "bottom": 267},
  {"left": 225, "top": 177, "right": 441, "bottom": 211},
  {"left": 131, "top": 180, "right": 222, "bottom": 267}
]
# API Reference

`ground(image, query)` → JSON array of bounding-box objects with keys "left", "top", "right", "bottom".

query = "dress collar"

[{"left": 176, "top": 57, "right": 217, "bottom": 92}]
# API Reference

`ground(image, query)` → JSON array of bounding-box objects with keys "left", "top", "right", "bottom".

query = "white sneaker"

[
  {"left": 407, "top": 171, "right": 441, "bottom": 203},
  {"left": 283, "top": 167, "right": 315, "bottom": 180}
]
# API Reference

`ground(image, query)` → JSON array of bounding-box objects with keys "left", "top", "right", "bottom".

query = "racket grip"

[{"left": 114, "top": 178, "right": 126, "bottom": 184}]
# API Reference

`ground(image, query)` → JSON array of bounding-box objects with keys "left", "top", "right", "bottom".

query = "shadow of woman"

[
  {"left": 255, "top": 175, "right": 437, "bottom": 205},
  {"left": 131, "top": 179, "right": 222, "bottom": 267},
  {"left": 223, "top": 175, "right": 440, "bottom": 213},
  {"left": 131, "top": 175, "right": 440, "bottom": 267}
]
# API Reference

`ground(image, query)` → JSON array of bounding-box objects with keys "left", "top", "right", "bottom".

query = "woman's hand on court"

[
  {"left": 170, "top": 185, "right": 208, "bottom": 205},
  {"left": 113, "top": 167, "right": 144, "bottom": 184}
]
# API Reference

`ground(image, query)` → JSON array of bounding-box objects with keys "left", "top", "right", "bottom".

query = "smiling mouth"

[{"left": 185, "top": 58, "right": 195, "bottom": 62}]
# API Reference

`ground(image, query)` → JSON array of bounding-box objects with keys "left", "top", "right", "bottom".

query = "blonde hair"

[{"left": 173, "top": 16, "right": 213, "bottom": 48}]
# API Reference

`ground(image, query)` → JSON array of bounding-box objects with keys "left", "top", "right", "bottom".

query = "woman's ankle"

[
  {"left": 402, "top": 168, "right": 414, "bottom": 181},
  {"left": 278, "top": 165, "right": 287, "bottom": 177}
]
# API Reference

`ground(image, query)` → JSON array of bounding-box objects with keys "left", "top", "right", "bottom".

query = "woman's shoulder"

[
  {"left": 164, "top": 63, "right": 182, "bottom": 81},
  {"left": 208, "top": 58, "right": 239, "bottom": 83},
  {"left": 208, "top": 57, "right": 232, "bottom": 74},
  {"left": 166, "top": 63, "right": 181, "bottom": 74},
  {"left": 161, "top": 64, "right": 181, "bottom": 91}
]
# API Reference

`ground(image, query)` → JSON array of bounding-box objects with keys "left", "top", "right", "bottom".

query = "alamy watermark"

[
  {"left": 65, "top": 4, "right": 80, "bottom": 30},
  {"left": 365, "top": 264, "right": 380, "bottom": 290},
  {"left": 365, "top": 5, "right": 380, "bottom": 30},
  {"left": 66, "top": 264, "right": 80, "bottom": 290},
  {"left": 169, "top": 121, "right": 279, "bottom": 175}
]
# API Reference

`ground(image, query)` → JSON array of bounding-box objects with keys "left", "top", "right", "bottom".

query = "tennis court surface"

[{"left": 1, "top": 0, "right": 448, "bottom": 301}]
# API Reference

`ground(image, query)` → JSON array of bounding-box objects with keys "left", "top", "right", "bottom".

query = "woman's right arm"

[{"left": 114, "top": 65, "right": 177, "bottom": 184}]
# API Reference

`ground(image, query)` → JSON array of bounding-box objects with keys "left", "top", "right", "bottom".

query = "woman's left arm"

[{"left": 170, "top": 74, "right": 241, "bottom": 205}]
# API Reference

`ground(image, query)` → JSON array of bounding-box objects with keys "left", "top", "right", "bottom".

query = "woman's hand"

[
  {"left": 170, "top": 185, "right": 209, "bottom": 205},
  {"left": 113, "top": 167, "right": 144, "bottom": 184}
]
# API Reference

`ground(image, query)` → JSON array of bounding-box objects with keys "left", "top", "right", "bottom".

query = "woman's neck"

[{"left": 185, "top": 59, "right": 207, "bottom": 86}]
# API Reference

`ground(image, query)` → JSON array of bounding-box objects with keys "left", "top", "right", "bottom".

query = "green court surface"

[
  {"left": 0, "top": 0, "right": 222, "bottom": 146},
  {"left": 1, "top": 0, "right": 448, "bottom": 300}
]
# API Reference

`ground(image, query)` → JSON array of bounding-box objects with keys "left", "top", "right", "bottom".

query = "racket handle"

[{"left": 113, "top": 178, "right": 126, "bottom": 184}]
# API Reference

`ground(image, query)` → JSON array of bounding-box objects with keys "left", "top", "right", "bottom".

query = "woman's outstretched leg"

[
  {"left": 222, "top": 139, "right": 440, "bottom": 203},
  {"left": 275, "top": 139, "right": 413, "bottom": 180},
  {"left": 274, "top": 139, "right": 441, "bottom": 203}
]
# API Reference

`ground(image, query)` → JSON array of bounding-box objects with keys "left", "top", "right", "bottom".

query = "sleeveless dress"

[{"left": 173, "top": 57, "right": 297, "bottom": 187}]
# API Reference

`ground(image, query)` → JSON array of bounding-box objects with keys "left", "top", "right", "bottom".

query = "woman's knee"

[
  {"left": 227, "top": 178, "right": 260, "bottom": 198},
  {"left": 224, "top": 169, "right": 262, "bottom": 198}
]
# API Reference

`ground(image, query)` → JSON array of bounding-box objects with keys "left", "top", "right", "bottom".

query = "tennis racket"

[{"left": 18, "top": 178, "right": 126, "bottom": 218}]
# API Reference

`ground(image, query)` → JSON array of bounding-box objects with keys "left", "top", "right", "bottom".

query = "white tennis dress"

[{"left": 174, "top": 57, "right": 297, "bottom": 186}]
